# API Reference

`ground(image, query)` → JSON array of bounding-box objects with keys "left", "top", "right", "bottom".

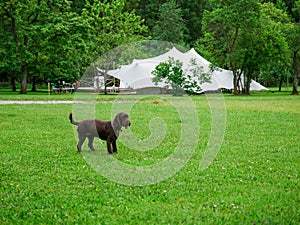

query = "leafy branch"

[{"left": 152, "top": 57, "right": 211, "bottom": 95}]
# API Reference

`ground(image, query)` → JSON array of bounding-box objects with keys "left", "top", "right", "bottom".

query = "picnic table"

[{"left": 52, "top": 83, "right": 76, "bottom": 94}]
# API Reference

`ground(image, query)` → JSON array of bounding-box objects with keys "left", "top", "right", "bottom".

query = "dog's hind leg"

[
  {"left": 88, "top": 136, "right": 96, "bottom": 151},
  {"left": 77, "top": 135, "right": 86, "bottom": 152}
]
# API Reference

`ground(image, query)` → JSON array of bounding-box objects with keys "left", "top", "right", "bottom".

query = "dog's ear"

[{"left": 112, "top": 113, "right": 122, "bottom": 131}]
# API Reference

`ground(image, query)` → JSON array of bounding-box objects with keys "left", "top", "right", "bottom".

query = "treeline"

[{"left": 0, "top": 0, "right": 299, "bottom": 94}]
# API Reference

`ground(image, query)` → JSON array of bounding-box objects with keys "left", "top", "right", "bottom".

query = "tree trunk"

[
  {"left": 236, "top": 71, "right": 243, "bottom": 95},
  {"left": 31, "top": 76, "right": 37, "bottom": 92},
  {"left": 228, "top": 28, "right": 239, "bottom": 95},
  {"left": 104, "top": 72, "right": 108, "bottom": 95},
  {"left": 244, "top": 80, "right": 250, "bottom": 95},
  {"left": 292, "top": 52, "right": 299, "bottom": 95},
  {"left": 233, "top": 72, "right": 239, "bottom": 95},
  {"left": 9, "top": 13, "right": 18, "bottom": 93},
  {"left": 278, "top": 77, "right": 283, "bottom": 92},
  {"left": 20, "top": 65, "right": 28, "bottom": 94},
  {"left": 231, "top": 64, "right": 239, "bottom": 95},
  {"left": 244, "top": 72, "right": 251, "bottom": 95},
  {"left": 11, "top": 76, "right": 17, "bottom": 92}
]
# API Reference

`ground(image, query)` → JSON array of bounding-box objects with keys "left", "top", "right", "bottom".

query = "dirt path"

[{"left": 0, "top": 100, "right": 75, "bottom": 105}]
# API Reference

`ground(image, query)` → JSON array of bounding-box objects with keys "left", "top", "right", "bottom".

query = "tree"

[
  {"left": 124, "top": 0, "right": 208, "bottom": 46},
  {"left": 261, "top": 0, "right": 300, "bottom": 94},
  {"left": 82, "top": 0, "right": 147, "bottom": 59},
  {"left": 124, "top": 0, "right": 168, "bottom": 38},
  {"left": 152, "top": 0, "right": 187, "bottom": 44},
  {"left": 81, "top": 0, "right": 147, "bottom": 94},
  {"left": 199, "top": 0, "right": 261, "bottom": 95},
  {"left": 152, "top": 57, "right": 211, "bottom": 96},
  {"left": 0, "top": 0, "right": 146, "bottom": 94},
  {"left": 262, "top": 0, "right": 300, "bottom": 22},
  {"left": 197, "top": 0, "right": 291, "bottom": 95},
  {"left": 178, "top": 0, "right": 207, "bottom": 46},
  {"left": 285, "top": 1, "right": 300, "bottom": 95},
  {"left": 0, "top": 0, "right": 87, "bottom": 93},
  {"left": 258, "top": 2, "right": 292, "bottom": 92}
]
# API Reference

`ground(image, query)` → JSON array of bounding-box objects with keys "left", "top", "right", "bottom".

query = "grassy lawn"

[
  {"left": 0, "top": 88, "right": 299, "bottom": 224},
  {"left": 0, "top": 87, "right": 76, "bottom": 101}
]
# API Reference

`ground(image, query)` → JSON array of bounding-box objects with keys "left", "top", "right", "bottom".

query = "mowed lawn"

[{"left": 0, "top": 91, "right": 299, "bottom": 224}]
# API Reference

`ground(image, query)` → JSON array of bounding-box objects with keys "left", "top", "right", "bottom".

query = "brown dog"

[{"left": 69, "top": 112, "right": 130, "bottom": 154}]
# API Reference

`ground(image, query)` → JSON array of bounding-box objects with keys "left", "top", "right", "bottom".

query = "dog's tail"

[{"left": 69, "top": 113, "right": 79, "bottom": 126}]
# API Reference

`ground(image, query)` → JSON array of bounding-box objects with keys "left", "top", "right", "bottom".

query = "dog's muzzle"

[{"left": 125, "top": 121, "right": 131, "bottom": 128}]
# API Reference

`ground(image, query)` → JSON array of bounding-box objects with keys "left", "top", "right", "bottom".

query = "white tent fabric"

[
  {"left": 106, "top": 47, "right": 267, "bottom": 92},
  {"left": 108, "top": 61, "right": 165, "bottom": 89},
  {"left": 182, "top": 48, "right": 267, "bottom": 91},
  {"left": 134, "top": 47, "right": 185, "bottom": 63}
]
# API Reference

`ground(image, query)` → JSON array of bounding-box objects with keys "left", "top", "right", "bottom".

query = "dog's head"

[{"left": 113, "top": 112, "right": 131, "bottom": 131}]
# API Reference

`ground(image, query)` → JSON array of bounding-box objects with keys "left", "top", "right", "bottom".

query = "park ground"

[{"left": 0, "top": 87, "right": 299, "bottom": 224}]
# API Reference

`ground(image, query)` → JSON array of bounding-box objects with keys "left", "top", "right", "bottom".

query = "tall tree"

[
  {"left": 124, "top": 0, "right": 168, "bottom": 38},
  {"left": 178, "top": 0, "right": 207, "bottom": 46},
  {"left": 0, "top": 0, "right": 87, "bottom": 93},
  {"left": 0, "top": 0, "right": 146, "bottom": 93},
  {"left": 151, "top": 0, "right": 187, "bottom": 44},
  {"left": 262, "top": 0, "right": 300, "bottom": 21},
  {"left": 257, "top": 2, "right": 291, "bottom": 92},
  {"left": 286, "top": 0, "right": 300, "bottom": 94},
  {"left": 81, "top": 0, "right": 147, "bottom": 94},
  {"left": 124, "top": 0, "right": 208, "bottom": 46},
  {"left": 197, "top": 0, "right": 291, "bottom": 94},
  {"left": 199, "top": 0, "right": 261, "bottom": 95},
  {"left": 82, "top": 0, "right": 147, "bottom": 59},
  {"left": 264, "top": 0, "right": 300, "bottom": 94}
]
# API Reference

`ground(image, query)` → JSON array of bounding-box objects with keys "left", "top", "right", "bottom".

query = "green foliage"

[
  {"left": 200, "top": 0, "right": 261, "bottom": 66},
  {"left": 179, "top": 0, "right": 207, "bottom": 46},
  {"left": 284, "top": 1, "right": 300, "bottom": 94},
  {"left": 124, "top": 0, "right": 207, "bottom": 46},
  {"left": 151, "top": 0, "right": 186, "bottom": 45},
  {"left": 198, "top": 0, "right": 262, "bottom": 94},
  {"left": 152, "top": 57, "right": 211, "bottom": 95},
  {"left": 0, "top": 0, "right": 89, "bottom": 92},
  {"left": 82, "top": 0, "right": 147, "bottom": 58},
  {"left": 152, "top": 58, "right": 185, "bottom": 96},
  {"left": 0, "top": 0, "right": 299, "bottom": 95},
  {"left": 261, "top": 0, "right": 300, "bottom": 21},
  {"left": 197, "top": 0, "right": 294, "bottom": 94},
  {"left": 258, "top": 2, "right": 292, "bottom": 85},
  {"left": 0, "top": 0, "right": 147, "bottom": 93}
]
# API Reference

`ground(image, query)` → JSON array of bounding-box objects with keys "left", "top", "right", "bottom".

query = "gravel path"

[
  {"left": 0, "top": 100, "right": 75, "bottom": 105},
  {"left": 0, "top": 100, "right": 135, "bottom": 105}
]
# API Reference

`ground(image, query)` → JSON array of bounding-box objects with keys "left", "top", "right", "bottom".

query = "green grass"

[
  {"left": 0, "top": 90, "right": 299, "bottom": 224},
  {"left": 0, "top": 87, "right": 76, "bottom": 101}
]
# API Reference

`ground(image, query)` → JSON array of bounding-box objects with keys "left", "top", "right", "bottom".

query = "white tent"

[
  {"left": 134, "top": 47, "right": 185, "bottom": 63},
  {"left": 106, "top": 47, "right": 267, "bottom": 93},
  {"left": 183, "top": 48, "right": 267, "bottom": 91},
  {"left": 108, "top": 60, "right": 166, "bottom": 89}
]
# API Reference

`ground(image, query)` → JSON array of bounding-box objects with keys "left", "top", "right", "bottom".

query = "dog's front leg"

[
  {"left": 112, "top": 140, "right": 117, "bottom": 153},
  {"left": 106, "top": 139, "right": 113, "bottom": 155}
]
